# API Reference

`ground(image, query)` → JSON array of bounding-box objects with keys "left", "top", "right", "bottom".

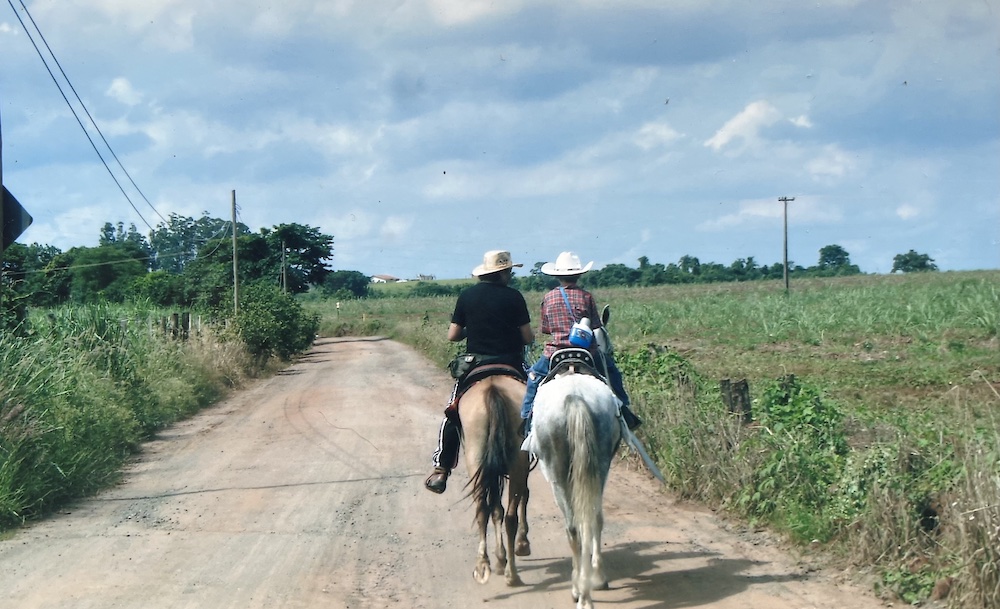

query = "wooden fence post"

[{"left": 720, "top": 378, "right": 752, "bottom": 423}]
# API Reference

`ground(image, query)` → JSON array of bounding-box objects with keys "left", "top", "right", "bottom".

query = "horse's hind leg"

[
  {"left": 491, "top": 504, "right": 508, "bottom": 575},
  {"left": 589, "top": 509, "right": 609, "bottom": 590},
  {"left": 513, "top": 486, "right": 531, "bottom": 557},
  {"left": 473, "top": 506, "right": 492, "bottom": 584},
  {"left": 510, "top": 460, "right": 531, "bottom": 557}
]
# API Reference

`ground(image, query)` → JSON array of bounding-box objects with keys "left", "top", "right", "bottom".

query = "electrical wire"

[{"left": 6, "top": 0, "right": 166, "bottom": 229}]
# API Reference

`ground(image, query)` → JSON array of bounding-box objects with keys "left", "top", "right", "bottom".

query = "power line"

[{"left": 7, "top": 0, "right": 167, "bottom": 229}]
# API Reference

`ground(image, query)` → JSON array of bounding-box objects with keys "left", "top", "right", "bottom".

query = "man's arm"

[
  {"left": 519, "top": 323, "right": 534, "bottom": 346},
  {"left": 447, "top": 323, "right": 467, "bottom": 342}
]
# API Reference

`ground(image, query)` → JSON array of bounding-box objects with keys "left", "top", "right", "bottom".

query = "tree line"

[
  {"left": 403, "top": 245, "right": 939, "bottom": 297},
  {"left": 1, "top": 213, "right": 337, "bottom": 311},
  {"left": 2, "top": 212, "right": 940, "bottom": 311}
]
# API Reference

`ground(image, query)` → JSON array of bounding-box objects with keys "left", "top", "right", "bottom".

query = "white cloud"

[
  {"left": 699, "top": 197, "right": 842, "bottom": 232},
  {"left": 633, "top": 121, "right": 682, "bottom": 150},
  {"left": 896, "top": 204, "right": 920, "bottom": 220},
  {"left": 319, "top": 210, "right": 376, "bottom": 241},
  {"left": 106, "top": 77, "right": 142, "bottom": 106},
  {"left": 704, "top": 100, "right": 782, "bottom": 152},
  {"left": 807, "top": 145, "right": 857, "bottom": 182},
  {"left": 380, "top": 215, "right": 413, "bottom": 240},
  {"left": 790, "top": 115, "right": 812, "bottom": 128},
  {"left": 427, "top": 0, "right": 524, "bottom": 25}
]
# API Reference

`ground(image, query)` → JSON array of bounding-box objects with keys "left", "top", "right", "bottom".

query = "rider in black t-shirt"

[{"left": 424, "top": 250, "right": 534, "bottom": 494}]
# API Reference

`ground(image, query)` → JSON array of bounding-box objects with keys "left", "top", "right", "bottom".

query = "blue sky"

[{"left": 1, "top": 1, "right": 997, "bottom": 279}]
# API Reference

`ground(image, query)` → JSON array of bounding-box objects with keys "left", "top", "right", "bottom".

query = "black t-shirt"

[{"left": 451, "top": 281, "right": 531, "bottom": 363}]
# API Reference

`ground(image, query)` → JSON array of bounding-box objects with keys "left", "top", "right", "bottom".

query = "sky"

[{"left": 1, "top": 0, "right": 998, "bottom": 280}]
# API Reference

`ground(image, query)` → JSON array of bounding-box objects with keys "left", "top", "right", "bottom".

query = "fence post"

[{"left": 720, "top": 378, "right": 752, "bottom": 423}]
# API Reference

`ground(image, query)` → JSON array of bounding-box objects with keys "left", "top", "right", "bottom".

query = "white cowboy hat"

[
  {"left": 472, "top": 250, "right": 523, "bottom": 276},
  {"left": 541, "top": 251, "right": 594, "bottom": 276}
]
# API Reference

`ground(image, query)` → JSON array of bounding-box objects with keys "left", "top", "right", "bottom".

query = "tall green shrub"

[{"left": 235, "top": 283, "right": 319, "bottom": 361}]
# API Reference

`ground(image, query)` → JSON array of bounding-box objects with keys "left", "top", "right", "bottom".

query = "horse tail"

[
  {"left": 469, "top": 383, "right": 512, "bottom": 519},
  {"left": 566, "top": 394, "right": 603, "bottom": 535}
]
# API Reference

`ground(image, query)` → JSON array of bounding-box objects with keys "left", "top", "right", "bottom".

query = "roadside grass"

[
  {"left": 0, "top": 303, "right": 260, "bottom": 529},
  {"left": 305, "top": 270, "right": 999, "bottom": 607}
]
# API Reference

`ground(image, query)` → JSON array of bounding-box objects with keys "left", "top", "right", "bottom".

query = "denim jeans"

[{"left": 520, "top": 353, "right": 629, "bottom": 420}]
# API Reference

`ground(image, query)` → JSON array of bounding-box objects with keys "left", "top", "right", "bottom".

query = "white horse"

[{"left": 525, "top": 366, "right": 621, "bottom": 609}]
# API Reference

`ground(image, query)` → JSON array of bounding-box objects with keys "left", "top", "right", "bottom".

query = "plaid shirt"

[{"left": 539, "top": 284, "right": 602, "bottom": 358}]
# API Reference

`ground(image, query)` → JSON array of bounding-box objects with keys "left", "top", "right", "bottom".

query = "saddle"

[
  {"left": 541, "top": 348, "right": 604, "bottom": 385},
  {"left": 444, "top": 362, "right": 527, "bottom": 419}
]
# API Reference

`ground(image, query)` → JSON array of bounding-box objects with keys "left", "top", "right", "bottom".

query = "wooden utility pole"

[
  {"left": 281, "top": 238, "right": 287, "bottom": 294},
  {"left": 779, "top": 196, "right": 795, "bottom": 292},
  {"left": 231, "top": 190, "right": 239, "bottom": 315}
]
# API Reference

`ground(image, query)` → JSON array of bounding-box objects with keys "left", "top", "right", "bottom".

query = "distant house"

[{"left": 370, "top": 274, "right": 400, "bottom": 284}]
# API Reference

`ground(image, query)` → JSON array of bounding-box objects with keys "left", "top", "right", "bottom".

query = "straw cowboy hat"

[
  {"left": 472, "top": 250, "right": 523, "bottom": 276},
  {"left": 541, "top": 251, "right": 594, "bottom": 276}
]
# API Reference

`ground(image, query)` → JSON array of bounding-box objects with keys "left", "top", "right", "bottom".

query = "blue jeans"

[{"left": 520, "top": 353, "right": 629, "bottom": 419}]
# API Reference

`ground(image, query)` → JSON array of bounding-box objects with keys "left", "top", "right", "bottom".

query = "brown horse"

[{"left": 457, "top": 374, "right": 532, "bottom": 585}]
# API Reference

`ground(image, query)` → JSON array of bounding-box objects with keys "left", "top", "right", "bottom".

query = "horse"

[
  {"left": 457, "top": 372, "right": 532, "bottom": 586},
  {"left": 524, "top": 353, "right": 622, "bottom": 609}
]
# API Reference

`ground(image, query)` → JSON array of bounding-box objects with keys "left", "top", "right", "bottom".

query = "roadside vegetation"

[
  {"left": 305, "top": 270, "right": 999, "bottom": 608},
  {"left": 0, "top": 287, "right": 318, "bottom": 532}
]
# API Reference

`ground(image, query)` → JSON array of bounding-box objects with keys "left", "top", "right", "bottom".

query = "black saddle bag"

[{"left": 448, "top": 353, "right": 513, "bottom": 380}]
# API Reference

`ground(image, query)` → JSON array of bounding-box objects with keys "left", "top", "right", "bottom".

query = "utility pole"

[
  {"left": 779, "top": 196, "right": 795, "bottom": 292},
  {"left": 231, "top": 190, "right": 239, "bottom": 315},
  {"left": 281, "top": 238, "right": 287, "bottom": 294}
]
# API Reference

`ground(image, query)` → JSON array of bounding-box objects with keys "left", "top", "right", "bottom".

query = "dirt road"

[{"left": 0, "top": 337, "right": 887, "bottom": 609}]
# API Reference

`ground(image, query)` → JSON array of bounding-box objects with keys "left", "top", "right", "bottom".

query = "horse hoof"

[
  {"left": 474, "top": 563, "right": 491, "bottom": 585},
  {"left": 515, "top": 541, "right": 531, "bottom": 556},
  {"left": 506, "top": 575, "right": 524, "bottom": 587}
]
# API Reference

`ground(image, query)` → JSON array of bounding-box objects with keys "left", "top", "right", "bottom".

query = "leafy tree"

[
  {"left": 729, "top": 257, "right": 763, "bottom": 281},
  {"left": 818, "top": 245, "right": 851, "bottom": 269},
  {"left": 638, "top": 257, "right": 669, "bottom": 286},
  {"left": 68, "top": 245, "right": 147, "bottom": 303},
  {"left": 678, "top": 255, "right": 701, "bottom": 277},
  {"left": 99, "top": 222, "right": 153, "bottom": 269},
  {"left": 181, "top": 223, "right": 333, "bottom": 311},
  {"left": 182, "top": 234, "right": 270, "bottom": 311},
  {"left": 814, "top": 245, "right": 861, "bottom": 277},
  {"left": 511, "top": 262, "right": 557, "bottom": 292},
  {"left": 321, "top": 270, "right": 372, "bottom": 299},
  {"left": 149, "top": 213, "right": 249, "bottom": 273},
  {"left": 892, "top": 250, "right": 938, "bottom": 273},
  {"left": 262, "top": 223, "right": 334, "bottom": 292},
  {"left": 131, "top": 271, "right": 188, "bottom": 307},
  {"left": 1, "top": 243, "right": 68, "bottom": 306},
  {"left": 587, "top": 263, "right": 640, "bottom": 287}
]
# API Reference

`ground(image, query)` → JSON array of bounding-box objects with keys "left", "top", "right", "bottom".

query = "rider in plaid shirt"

[{"left": 520, "top": 251, "right": 641, "bottom": 433}]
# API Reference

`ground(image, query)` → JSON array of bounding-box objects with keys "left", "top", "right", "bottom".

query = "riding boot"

[
  {"left": 621, "top": 404, "right": 643, "bottom": 431},
  {"left": 426, "top": 416, "right": 460, "bottom": 494}
]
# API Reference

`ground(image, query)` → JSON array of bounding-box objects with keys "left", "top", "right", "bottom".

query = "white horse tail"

[{"left": 566, "top": 394, "right": 603, "bottom": 537}]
